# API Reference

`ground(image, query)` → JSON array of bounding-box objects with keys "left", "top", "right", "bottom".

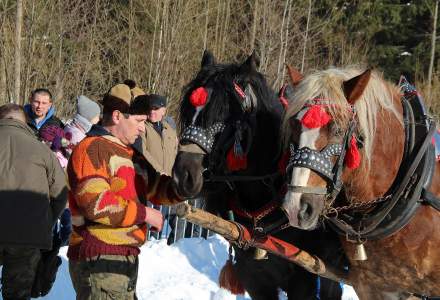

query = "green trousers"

[
  {"left": 0, "top": 246, "right": 41, "bottom": 300},
  {"left": 69, "top": 254, "right": 139, "bottom": 300}
]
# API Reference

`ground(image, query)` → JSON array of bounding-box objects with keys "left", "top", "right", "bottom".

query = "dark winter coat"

[{"left": 0, "top": 119, "right": 68, "bottom": 250}]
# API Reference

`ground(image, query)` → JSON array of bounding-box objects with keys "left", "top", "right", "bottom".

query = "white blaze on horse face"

[
  {"left": 191, "top": 106, "right": 204, "bottom": 124},
  {"left": 282, "top": 108, "right": 321, "bottom": 227}
]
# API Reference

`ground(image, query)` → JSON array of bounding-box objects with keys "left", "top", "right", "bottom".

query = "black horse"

[{"left": 173, "top": 50, "right": 346, "bottom": 300}]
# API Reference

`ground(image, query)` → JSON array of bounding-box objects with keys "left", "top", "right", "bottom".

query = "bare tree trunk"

[
  {"left": 23, "top": 0, "right": 36, "bottom": 104},
  {"left": 275, "top": 0, "right": 290, "bottom": 88},
  {"left": 259, "top": 0, "right": 268, "bottom": 72},
  {"left": 128, "top": 0, "right": 133, "bottom": 79},
  {"left": 249, "top": 0, "right": 258, "bottom": 51},
  {"left": 214, "top": 1, "right": 221, "bottom": 56},
  {"left": 148, "top": 1, "right": 160, "bottom": 90},
  {"left": 0, "top": 51, "right": 5, "bottom": 104},
  {"left": 153, "top": 0, "right": 168, "bottom": 91},
  {"left": 14, "top": 0, "right": 23, "bottom": 104},
  {"left": 223, "top": 0, "right": 231, "bottom": 58},
  {"left": 55, "top": 0, "right": 64, "bottom": 108},
  {"left": 80, "top": 0, "right": 99, "bottom": 94},
  {"left": 0, "top": 7, "right": 6, "bottom": 104},
  {"left": 428, "top": 0, "right": 439, "bottom": 102},
  {"left": 202, "top": 0, "right": 209, "bottom": 52},
  {"left": 301, "top": 0, "right": 312, "bottom": 73},
  {"left": 281, "top": 1, "right": 292, "bottom": 83}
]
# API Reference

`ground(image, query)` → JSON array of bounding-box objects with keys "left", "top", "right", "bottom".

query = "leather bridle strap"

[
  {"left": 206, "top": 172, "right": 279, "bottom": 183},
  {"left": 287, "top": 185, "right": 328, "bottom": 195},
  {"left": 178, "top": 143, "right": 206, "bottom": 154}
]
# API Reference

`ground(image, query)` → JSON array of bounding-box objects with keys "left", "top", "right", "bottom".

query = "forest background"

[{"left": 0, "top": 0, "right": 439, "bottom": 120}]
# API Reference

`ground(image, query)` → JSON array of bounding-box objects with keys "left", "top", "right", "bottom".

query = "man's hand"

[{"left": 145, "top": 207, "right": 164, "bottom": 232}]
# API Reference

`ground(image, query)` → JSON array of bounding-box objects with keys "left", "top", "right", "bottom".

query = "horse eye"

[{"left": 332, "top": 126, "right": 344, "bottom": 136}]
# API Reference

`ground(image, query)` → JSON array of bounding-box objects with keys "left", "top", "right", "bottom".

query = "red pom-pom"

[
  {"left": 345, "top": 136, "right": 361, "bottom": 169},
  {"left": 190, "top": 87, "right": 208, "bottom": 107},
  {"left": 226, "top": 148, "right": 247, "bottom": 171},
  {"left": 301, "top": 105, "right": 332, "bottom": 129}
]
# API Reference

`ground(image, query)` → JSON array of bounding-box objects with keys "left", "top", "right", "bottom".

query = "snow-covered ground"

[{"left": 1, "top": 235, "right": 359, "bottom": 300}]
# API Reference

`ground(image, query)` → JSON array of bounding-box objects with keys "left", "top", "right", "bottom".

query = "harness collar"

[{"left": 328, "top": 76, "right": 438, "bottom": 241}]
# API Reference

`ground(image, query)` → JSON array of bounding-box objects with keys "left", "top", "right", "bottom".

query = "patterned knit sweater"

[{"left": 67, "top": 132, "right": 181, "bottom": 260}]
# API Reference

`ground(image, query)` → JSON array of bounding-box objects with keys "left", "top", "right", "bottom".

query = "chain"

[{"left": 325, "top": 194, "right": 393, "bottom": 217}]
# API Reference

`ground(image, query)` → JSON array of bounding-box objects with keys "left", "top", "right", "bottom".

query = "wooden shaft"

[
  {"left": 175, "top": 202, "right": 350, "bottom": 283},
  {"left": 175, "top": 202, "right": 240, "bottom": 240}
]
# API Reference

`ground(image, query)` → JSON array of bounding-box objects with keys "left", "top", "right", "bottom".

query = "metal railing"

[{"left": 146, "top": 198, "right": 210, "bottom": 244}]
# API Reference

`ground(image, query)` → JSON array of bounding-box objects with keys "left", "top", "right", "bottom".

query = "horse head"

[
  {"left": 173, "top": 50, "right": 283, "bottom": 200},
  {"left": 282, "top": 66, "right": 405, "bottom": 230}
]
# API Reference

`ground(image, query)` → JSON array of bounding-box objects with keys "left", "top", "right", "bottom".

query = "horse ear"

[
  {"left": 201, "top": 50, "right": 215, "bottom": 68},
  {"left": 343, "top": 69, "right": 372, "bottom": 104},
  {"left": 241, "top": 51, "right": 259, "bottom": 72},
  {"left": 286, "top": 64, "right": 303, "bottom": 86}
]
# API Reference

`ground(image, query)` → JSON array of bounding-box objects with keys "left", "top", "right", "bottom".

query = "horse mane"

[
  {"left": 178, "top": 61, "right": 282, "bottom": 130},
  {"left": 282, "top": 66, "right": 402, "bottom": 164}
]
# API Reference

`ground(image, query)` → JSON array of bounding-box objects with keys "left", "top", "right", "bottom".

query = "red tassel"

[
  {"left": 219, "top": 259, "right": 245, "bottom": 295},
  {"left": 345, "top": 136, "right": 361, "bottom": 169},
  {"left": 301, "top": 105, "right": 332, "bottom": 129},
  {"left": 226, "top": 148, "right": 247, "bottom": 171},
  {"left": 190, "top": 87, "right": 208, "bottom": 107}
]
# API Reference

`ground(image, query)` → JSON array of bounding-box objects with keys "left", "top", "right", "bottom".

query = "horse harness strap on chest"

[{"left": 330, "top": 77, "right": 440, "bottom": 241}]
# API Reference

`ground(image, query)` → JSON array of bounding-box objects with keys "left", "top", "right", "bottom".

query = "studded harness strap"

[
  {"left": 181, "top": 123, "right": 226, "bottom": 154},
  {"left": 286, "top": 102, "right": 357, "bottom": 200}
]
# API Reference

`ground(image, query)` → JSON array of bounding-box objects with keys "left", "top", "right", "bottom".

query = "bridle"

[
  {"left": 285, "top": 79, "right": 439, "bottom": 242},
  {"left": 286, "top": 100, "right": 358, "bottom": 202},
  {"left": 179, "top": 82, "right": 281, "bottom": 188},
  {"left": 181, "top": 82, "right": 250, "bottom": 171}
]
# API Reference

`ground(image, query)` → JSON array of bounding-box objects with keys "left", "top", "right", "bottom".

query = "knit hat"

[
  {"left": 76, "top": 95, "right": 101, "bottom": 122},
  {"left": 40, "top": 124, "right": 72, "bottom": 152},
  {"left": 101, "top": 80, "right": 146, "bottom": 115}
]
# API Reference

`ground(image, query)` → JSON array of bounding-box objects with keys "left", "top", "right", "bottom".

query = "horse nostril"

[
  {"left": 202, "top": 168, "right": 212, "bottom": 180},
  {"left": 299, "top": 201, "right": 313, "bottom": 221},
  {"left": 185, "top": 170, "right": 194, "bottom": 187}
]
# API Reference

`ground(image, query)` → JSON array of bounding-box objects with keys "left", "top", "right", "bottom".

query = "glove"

[{"left": 145, "top": 207, "right": 164, "bottom": 232}]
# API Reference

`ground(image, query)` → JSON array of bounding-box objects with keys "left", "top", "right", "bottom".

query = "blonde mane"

[{"left": 282, "top": 67, "right": 402, "bottom": 164}]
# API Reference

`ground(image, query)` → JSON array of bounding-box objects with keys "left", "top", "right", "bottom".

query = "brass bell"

[
  {"left": 352, "top": 243, "right": 367, "bottom": 261},
  {"left": 253, "top": 248, "right": 268, "bottom": 260}
]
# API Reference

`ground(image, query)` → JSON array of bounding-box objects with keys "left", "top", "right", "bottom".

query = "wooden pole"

[{"left": 175, "top": 202, "right": 349, "bottom": 284}]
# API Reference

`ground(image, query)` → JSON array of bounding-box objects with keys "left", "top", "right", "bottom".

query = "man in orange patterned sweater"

[{"left": 67, "top": 82, "right": 183, "bottom": 300}]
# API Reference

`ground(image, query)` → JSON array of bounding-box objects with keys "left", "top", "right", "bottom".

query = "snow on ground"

[{"left": 0, "top": 235, "right": 359, "bottom": 300}]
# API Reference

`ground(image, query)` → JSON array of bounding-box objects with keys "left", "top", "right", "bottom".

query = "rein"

[{"left": 205, "top": 172, "right": 279, "bottom": 183}]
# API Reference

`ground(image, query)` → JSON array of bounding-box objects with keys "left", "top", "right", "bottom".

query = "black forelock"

[{"left": 179, "top": 60, "right": 282, "bottom": 130}]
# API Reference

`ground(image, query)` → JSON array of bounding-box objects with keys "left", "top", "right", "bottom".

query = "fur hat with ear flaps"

[{"left": 101, "top": 80, "right": 146, "bottom": 115}]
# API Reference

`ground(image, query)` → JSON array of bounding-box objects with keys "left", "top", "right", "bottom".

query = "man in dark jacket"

[
  {"left": 0, "top": 103, "right": 68, "bottom": 300},
  {"left": 24, "top": 88, "right": 64, "bottom": 138}
]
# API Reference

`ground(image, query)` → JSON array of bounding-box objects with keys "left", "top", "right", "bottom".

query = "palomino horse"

[
  {"left": 173, "top": 51, "right": 345, "bottom": 299},
  {"left": 281, "top": 66, "right": 440, "bottom": 299}
]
